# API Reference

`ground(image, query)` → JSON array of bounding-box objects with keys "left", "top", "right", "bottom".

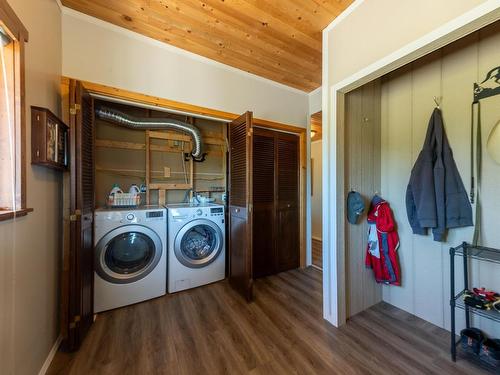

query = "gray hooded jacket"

[{"left": 406, "top": 108, "right": 473, "bottom": 241}]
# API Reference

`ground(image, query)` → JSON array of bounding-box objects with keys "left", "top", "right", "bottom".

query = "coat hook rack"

[
  {"left": 473, "top": 66, "right": 500, "bottom": 103},
  {"left": 470, "top": 65, "right": 500, "bottom": 205}
]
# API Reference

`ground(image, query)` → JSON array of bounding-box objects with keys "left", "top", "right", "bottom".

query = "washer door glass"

[
  {"left": 174, "top": 220, "right": 223, "bottom": 268},
  {"left": 96, "top": 225, "right": 163, "bottom": 284}
]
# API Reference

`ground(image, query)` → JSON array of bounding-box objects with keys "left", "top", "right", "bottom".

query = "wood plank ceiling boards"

[{"left": 61, "top": 0, "right": 353, "bottom": 92}]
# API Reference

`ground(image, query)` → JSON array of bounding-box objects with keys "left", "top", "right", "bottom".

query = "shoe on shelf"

[
  {"left": 473, "top": 287, "right": 500, "bottom": 302},
  {"left": 479, "top": 338, "right": 500, "bottom": 368},
  {"left": 461, "top": 328, "right": 485, "bottom": 355},
  {"left": 464, "top": 290, "right": 493, "bottom": 310}
]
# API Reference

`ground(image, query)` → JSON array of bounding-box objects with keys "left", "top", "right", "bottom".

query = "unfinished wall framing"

[{"left": 94, "top": 99, "right": 227, "bottom": 207}]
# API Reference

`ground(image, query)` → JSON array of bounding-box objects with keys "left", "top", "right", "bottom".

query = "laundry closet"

[
  {"left": 94, "top": 101, "right": 302, "bottom": 283},
  {"left": 342, "top": 20, "right": 500, "bottom": 354},
  {"left": 60, "top": 79, "right": 305, "bottom": 349}
]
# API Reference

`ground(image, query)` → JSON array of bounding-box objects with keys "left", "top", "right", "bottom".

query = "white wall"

[
  {"left": 309, "top": 87, "right": 322, "bottom": 115},
  {"left": 381, "top": 23, "right": 500, "bottom": 336},
  {"left": 0, "top": 0, "right": 62, "bottom": 374},
  {"left": 327, "top": 0, "right": 489, "bottom": 87},
  {"left": 61, "top": 9, "right": 309, "bottom": 128},
  {"left": 311, "top": 141, "right": 322, "bottom": 239}
]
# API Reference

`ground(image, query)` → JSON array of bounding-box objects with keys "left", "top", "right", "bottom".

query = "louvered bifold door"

[
  {"left": 64, "top": 79, "right": 95, "bottom": 351},
  {"left": 228, "top": 111, "right": 254, "bottom": 301},
  {"left": 276, "top": 133, "right": 300, "bottom": 272},
  {"left": 252, "top": 129, "right": 276, "bottom": 278}
]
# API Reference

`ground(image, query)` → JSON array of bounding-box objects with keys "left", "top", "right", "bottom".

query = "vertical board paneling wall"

[
  {"left": 345, "top": 81, "right": 383, "bottom": 317},
  {"left": 381, "top": 22, "right": 500, "bottom": 336}
]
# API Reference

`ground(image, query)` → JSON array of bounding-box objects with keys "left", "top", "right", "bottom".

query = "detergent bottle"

[
  {"left": 109, "top": 184, "right": 123, "bottom": 197},
  {"left": 129, "top": 184, "right": 141, "bottom": 195}
]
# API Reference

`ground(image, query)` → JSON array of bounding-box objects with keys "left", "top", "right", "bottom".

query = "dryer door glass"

[
  {"left": 95, "top": 225, "right": 163, "bottom": 284},
  {"left": 175, "top": 220, "right": 223, "bottom": 268},
  {"left": 105, "top": 232, "right": 154, "bottom": 275}
]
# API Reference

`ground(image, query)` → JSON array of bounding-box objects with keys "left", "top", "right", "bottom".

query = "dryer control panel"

[
  {"left": 146, "top": 210, "right": 164, "bottom": 218},
  {"left": 210, "top": 207, "right": 224, "bottom": 216}
]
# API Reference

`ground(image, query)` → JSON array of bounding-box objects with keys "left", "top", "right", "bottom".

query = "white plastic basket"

[{"left": 107, "top": 192, "right": 141, "bottom": 207}]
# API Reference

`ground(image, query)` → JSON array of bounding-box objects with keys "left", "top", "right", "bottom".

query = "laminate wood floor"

[{"left": 48, "top": 267, "right": 491, "bottom": 375}]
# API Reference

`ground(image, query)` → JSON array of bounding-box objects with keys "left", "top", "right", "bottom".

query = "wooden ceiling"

[{"left": 61, "top": 0, "right": 353, "bottom": 92}]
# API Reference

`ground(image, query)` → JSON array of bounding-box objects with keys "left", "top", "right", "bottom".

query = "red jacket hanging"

[{"left": 365, "top": 196, "right": 401, "bottom": 286}]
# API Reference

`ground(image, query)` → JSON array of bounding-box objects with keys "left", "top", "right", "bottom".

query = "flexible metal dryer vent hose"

[{"left": 95, "top": 106, "right": 204, "bottom": 160}]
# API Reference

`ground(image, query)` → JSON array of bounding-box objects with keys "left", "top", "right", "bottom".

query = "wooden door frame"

[
  {"left": 321, "top": 4, "right": 499, "bottom": 327},
  {"left": 60, "top": 77, "right": 307, "bottom": 268}
]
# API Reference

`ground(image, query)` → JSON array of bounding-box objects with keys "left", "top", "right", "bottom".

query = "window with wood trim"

[{"left": 0, "top": 1, "right": 29, "bottom": 220}]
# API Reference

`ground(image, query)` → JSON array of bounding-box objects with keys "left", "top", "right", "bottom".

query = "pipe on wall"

[{"left": 95, "top": 106, "right": 204, "bottom": 160}]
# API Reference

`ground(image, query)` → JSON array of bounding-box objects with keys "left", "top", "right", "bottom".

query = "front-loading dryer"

[
  {"left": 167, "top": 203, "right": 225, "bottom": 293},
  {"left": 94, "top": 205, "right": 167, "bottom": 313}
]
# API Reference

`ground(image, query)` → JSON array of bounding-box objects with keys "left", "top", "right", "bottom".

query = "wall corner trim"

[
  {"left": 323, "top": 0, "right": 366, "bottom": 33},
  {"left": 55, "top": 0, "right": 64, "bottom": 12},
  {"left": 308, "top": 86, "right": 322, "bottom": 98}
]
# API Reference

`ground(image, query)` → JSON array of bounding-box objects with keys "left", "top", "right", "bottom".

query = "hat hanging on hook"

[{"left": 347, "top": 191, "right": 365, "bottom": 225}]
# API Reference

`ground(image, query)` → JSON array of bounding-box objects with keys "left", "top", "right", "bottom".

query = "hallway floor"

[{"left": 48, "top": 267, "right": 490, "bottom": 374}]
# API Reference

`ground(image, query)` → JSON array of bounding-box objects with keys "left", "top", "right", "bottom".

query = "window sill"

[{"left": 0, "top": 208, "right": 34, "bottom": 222}]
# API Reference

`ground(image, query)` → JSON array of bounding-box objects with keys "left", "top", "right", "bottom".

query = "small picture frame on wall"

[
  {"left": 31, "top": 106, "right": 69, "bottom": 171},
  {"left": 46, "top": 118, "right": 57, "bottom": 163}
]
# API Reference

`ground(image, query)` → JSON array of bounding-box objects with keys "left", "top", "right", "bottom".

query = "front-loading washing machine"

[
  {"left": 94, "top": 205, "right": 167, "bottom": 313},
  {"left": 167, "top": 203, "right": 225, "bottom": 293}
]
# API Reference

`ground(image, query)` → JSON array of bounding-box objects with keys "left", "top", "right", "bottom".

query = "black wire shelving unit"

[{"left": 450, "top": 242, "right": 500, "bottom": 368}]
